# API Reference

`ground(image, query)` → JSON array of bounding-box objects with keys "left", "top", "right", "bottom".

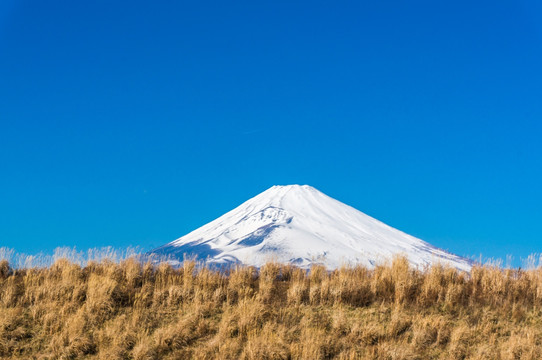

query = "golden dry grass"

[{"left": 1, "top": 256, "right": 542, "bottom": 359}]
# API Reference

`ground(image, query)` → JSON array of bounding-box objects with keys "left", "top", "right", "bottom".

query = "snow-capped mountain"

[{"left": 151, "top": 185, "right": 472, "bottom": 271}]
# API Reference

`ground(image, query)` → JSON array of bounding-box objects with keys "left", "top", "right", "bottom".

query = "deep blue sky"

[{"left": 1, "top": 1, "right": 541, "bottom": 265}]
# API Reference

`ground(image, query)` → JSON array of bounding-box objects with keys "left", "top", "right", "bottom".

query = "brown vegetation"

[{"left": 1, "top": 256, "right": 542, "bottom": 359}]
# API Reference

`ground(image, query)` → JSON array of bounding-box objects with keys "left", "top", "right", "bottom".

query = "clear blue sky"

[{"left": 1, "top": 1, "right": 541, "bottom": 265}]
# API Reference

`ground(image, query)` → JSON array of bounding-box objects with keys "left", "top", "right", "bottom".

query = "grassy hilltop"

[{"left": 1, "top": 257, "right": 542, "bottom": 359}]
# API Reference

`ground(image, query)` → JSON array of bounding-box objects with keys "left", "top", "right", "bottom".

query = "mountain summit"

[{"left": 151, "top": 185, "right": 471, "bottom": 271}]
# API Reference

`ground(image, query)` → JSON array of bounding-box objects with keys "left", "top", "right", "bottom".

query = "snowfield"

[{"left": 151, "top": 185, "right": 472, "bottom": 271}]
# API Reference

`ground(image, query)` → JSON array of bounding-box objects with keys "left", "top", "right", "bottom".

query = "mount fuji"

[{"left": 151, "top": 185, "right": 472, "bottom": 271}]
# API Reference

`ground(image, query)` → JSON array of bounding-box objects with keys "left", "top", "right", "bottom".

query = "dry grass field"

[{"left": 1, "top": 256, "right": 542, "bottom": 359}]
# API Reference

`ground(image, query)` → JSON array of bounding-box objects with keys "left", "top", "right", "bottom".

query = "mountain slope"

[{"left": 151, "top": 185, "right": 471, "bottom": 271}]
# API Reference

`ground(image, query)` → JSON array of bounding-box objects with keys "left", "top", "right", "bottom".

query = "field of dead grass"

[{"left": 1, "top": 256, "right": 542, "bottom": 359}]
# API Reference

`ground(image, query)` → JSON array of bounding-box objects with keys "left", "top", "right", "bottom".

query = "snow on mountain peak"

[{"left": 151, "top": 185, "right": 472, "bottom": 271}]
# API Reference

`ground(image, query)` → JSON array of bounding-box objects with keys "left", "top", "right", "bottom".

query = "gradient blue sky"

[{"left": 1, "top": 1, "right": 541, "bottom": 265}]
